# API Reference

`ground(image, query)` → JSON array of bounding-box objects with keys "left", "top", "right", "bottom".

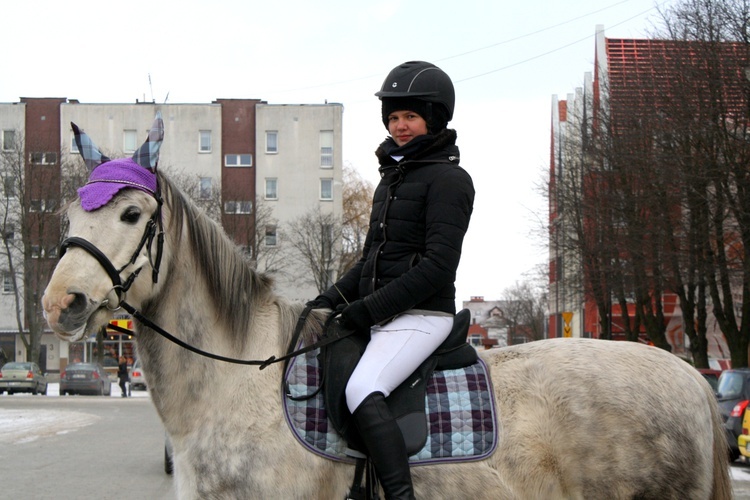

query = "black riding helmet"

[{"left": 376, "top": 61, "right": 455, "bottom": 132}]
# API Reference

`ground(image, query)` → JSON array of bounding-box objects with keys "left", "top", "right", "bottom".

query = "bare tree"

[
  {"left": 284, "top": 165, "right": 374, "bottom": 295},
  {"left": 0, "top": 128, "right": 69, "bottom": 365},
  {"left": 553, "top": 3, "right": 750, "bottom": 367},
  {"left": 501, "top": 266, "right": 548, "bottom": 343},
  {"left": 339, "top": 163, "right": 374, "bottom": 276},
  {"left": 166, "top": 168, "right": 222, "bottom": 221},
  {"left": 653, "top": 0, "right": 750, "bottom": 366},
  {"left": 251, "top": 198, "right": 287, "bottom": 276},
  {"left": 285, "top": 208, "right": 342, "bottom": 294}
]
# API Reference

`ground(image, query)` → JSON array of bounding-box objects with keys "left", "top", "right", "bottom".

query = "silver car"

[
  {"left": 0, "top": 362, "right": 48, "bottom": 395},
  {"left": 60, "top": 362, "right": 112, "bottom": 396},
  {"left": 130, "top": 358, "right": 147, "bottom": 391}
]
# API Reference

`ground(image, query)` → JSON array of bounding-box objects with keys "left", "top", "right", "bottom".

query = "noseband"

[{"left": 59, "top": 200, "right": 164, "bottom": 309}]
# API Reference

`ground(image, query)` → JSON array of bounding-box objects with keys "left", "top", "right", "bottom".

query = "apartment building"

[{"left": 0, "top": 97, "right": 343, "bottom": 371}]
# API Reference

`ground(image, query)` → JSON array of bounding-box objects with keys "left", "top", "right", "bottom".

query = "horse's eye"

[{"left": 121, "top": 206, "right": 141, "bottom": 224}]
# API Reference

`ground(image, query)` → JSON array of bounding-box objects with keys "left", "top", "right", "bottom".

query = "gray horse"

[{"left": 43, "top": 117, "right": 730, "bottom": 499}]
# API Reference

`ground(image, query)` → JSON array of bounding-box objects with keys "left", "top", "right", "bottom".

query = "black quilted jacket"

[{"left": 320, "top": 129, "right": 474, "bottom": 324}]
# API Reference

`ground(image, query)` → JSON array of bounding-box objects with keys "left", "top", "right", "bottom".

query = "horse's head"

[{"left": 42, "top": 114, "right": 164, "bottom": 342}]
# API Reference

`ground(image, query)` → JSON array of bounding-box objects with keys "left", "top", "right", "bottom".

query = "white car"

[
  {"left": 130, "top": 359, "right": 147, "bottom": 391},
  {"left": 0, "top": 362, "right": 48, "bottom": 395}
]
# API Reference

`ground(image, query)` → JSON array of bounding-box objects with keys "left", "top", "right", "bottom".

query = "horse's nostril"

[{"left": 66, "top": 292, "right": 89, "bottom": 315}]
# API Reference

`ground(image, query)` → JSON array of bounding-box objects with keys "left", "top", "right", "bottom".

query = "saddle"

[{"left": 321, "top": 309, "right": 477, "bottom": 455}]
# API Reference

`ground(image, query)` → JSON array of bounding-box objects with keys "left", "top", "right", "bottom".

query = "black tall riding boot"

[{"left": 353, "top": 392, "right": 415, "bottom": 500}]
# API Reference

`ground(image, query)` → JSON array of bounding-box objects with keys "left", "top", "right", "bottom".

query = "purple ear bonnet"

[
  {"left": 78, "top": 158, "right": 157, "bottom": 211},
  {"left": 73, "top": 113, "right": 162, "bottom": 211}
]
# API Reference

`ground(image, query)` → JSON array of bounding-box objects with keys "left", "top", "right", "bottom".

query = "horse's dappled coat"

[{"left": 42, "top": 117, "right": 731, "bottom": 500}]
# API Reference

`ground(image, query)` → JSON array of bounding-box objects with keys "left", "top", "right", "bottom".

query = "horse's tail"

[{"left": 707, "top": 382, "right": 732, "bottom": 500}]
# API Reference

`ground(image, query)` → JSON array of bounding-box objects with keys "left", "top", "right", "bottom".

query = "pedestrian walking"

[{"left": 117, "top": 356, "right": 129, "bottom": 397}]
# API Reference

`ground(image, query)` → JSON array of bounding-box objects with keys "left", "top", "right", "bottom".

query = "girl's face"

[{"left": 387, "top": 110, "right": 428, "bottom": 146}]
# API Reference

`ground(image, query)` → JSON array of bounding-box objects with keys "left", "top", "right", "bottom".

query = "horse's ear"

[
  {"left": 132, "top": 112, "right": 164, "bottom": 172},
  {"left": 71, "top": 122, "right": 110, "bottom": 172}
]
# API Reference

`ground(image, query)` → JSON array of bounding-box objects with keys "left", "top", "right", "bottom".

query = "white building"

[
  {"left": 255, "top": 103, "right": 344, "bottom": 302},
  {"left": 0, "top": 97, "right": 344, "bottom": 372}
]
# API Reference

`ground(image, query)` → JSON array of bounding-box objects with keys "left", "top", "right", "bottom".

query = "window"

[
  {"left": 29, "top": 199, "right": 43, "bottom": 212},
  {"left": 320, "top": 178, "right": 333, "bottom": 200},
  {"left": 265, "top": 178, "right": 278, "bottom": 200},
  {"left": 31, "top": 245, "right": 41, "bottom": 259},
  {"left": 225, "top": 154, "right": 253, "bottom": 167},
  {"left": 199, "top": 130, "right": 212, "bottom": 153},
  {"left": 320, "top": 130, "right": 333, "bottom": 168},
  {"left": 266, "top": 131, "right": 278, "bottom": 153},
  {"left": 224, "top": 201, "right": 253, "bottom": 214},
  {"left": 123, "top": 130, "right": 138, "bottom": 153},
  {"left": 46, "top": 246, "right": 58, "bottom": 258},
  {"left": 30, "top": 152, "right": 57, "bottom": 165},
  {"left": 2, "top": 130, "right": 14, "bottom": 151},
  {"left": 199, "top": 177, "right": 212, "bottom": 200},
  {"left": 3, "top": 176, "right": 15, "bottom": 198},
  {"left": 322, "top": 224, "right": 333, "bottom": 260},
  {"left": 265, "top": 225, "right": 277, "bottom": 246},
  {"left": 3, "top": 225, "right": 14, "bottom": 242},
  {"left": 2, "top": 272, "right": 12, "bottom": 294},
  {"left": 240, "top": 245, "right": 253, "bottom": 258},
  {"left": 237, "top": 201, "right": 252, "bottom": 214},
  {"left": 468, "top": 334, "right": 483, "bottom": 347},
  {"left": 28, "top": 199, "right": 56, "bottom": 212}
]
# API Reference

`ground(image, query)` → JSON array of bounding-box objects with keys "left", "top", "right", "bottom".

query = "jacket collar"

[{"left": 376, "top": 129, "right": 458, "bottom": 172}]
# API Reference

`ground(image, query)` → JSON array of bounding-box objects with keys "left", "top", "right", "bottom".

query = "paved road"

[
  {"left": 734, "top": 460, "right": 750, "bottom": 499},
  {"left": 0, "top": 388, "right": 174, "bottom": 499},
  {"left": 3, "top": 387, "right": 750, "bottom": 499}
]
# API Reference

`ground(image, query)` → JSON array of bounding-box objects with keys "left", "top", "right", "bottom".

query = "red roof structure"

[{"left": 604, "top": 38, "right": 749, "bottom": 121}]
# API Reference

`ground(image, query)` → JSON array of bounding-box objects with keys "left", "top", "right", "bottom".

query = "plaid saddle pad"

[{"left": 282, "top": 346, "right": 498, "bottom": 465}]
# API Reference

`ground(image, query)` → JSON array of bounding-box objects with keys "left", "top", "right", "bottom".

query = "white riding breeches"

[{"left": 345, "top": 313, "right": 453, "bottom": 413}]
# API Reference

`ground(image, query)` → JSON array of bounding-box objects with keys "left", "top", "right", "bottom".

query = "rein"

[
  {"left": 59, "top": 180, "right": 353, "bottom": 370},
  {"left": 110, "top": 302, "right": 353, "bottom": 370}
]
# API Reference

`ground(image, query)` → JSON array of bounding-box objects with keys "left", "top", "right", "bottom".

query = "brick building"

[{"left": 549, "top": 26, "right": 746, "bottom": 367}]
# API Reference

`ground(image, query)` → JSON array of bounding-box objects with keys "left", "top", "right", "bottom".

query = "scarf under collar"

[{"left": 376, "top": 129, "right": 458, "bottom": 170}]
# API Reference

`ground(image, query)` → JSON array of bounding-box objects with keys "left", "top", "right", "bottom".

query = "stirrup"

[{"left": 345, "top": 456, "right": 380, "bottom": 500}]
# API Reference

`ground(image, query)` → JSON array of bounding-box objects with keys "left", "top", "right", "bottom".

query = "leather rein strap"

[
  {"left": 59, "top": 198, "right": 352, "bottom": 369},
  {"left": 107, "top": 302, "right": 354, "bottom": 369}
]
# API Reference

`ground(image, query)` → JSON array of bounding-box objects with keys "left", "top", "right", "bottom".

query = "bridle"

[
  {"left": 59, "top": 199, "right": 164, "bottom": 309},
  {"left": 58, "top": 187, "right": 353, "bottom": 369}
]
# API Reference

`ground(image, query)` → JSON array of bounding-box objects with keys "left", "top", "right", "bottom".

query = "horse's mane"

[
  {"left": 130, "top": 172, "right": 321, "bottom": 354},
  {"left": 159, "top": 173, "right": 280, "bottom": 342}
]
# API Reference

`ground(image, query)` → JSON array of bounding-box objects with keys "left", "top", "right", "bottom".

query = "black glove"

[
  {"left": 306, "top": 295, "right": 335, "bottom": 310},
  {"left": 337, "top": 300, "right": 373, "bottom": 333}
]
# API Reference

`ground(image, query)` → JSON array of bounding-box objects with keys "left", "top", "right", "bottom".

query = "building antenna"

[
  {"left": 164, "top": 91, "right": 170, "bottom": 104},
  {"left": 148, "top": 73, "right": 154, "bottom": 103}
]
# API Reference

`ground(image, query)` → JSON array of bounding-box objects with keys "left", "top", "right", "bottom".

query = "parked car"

[
  {"left": 698, "top": 368, "right": 722, "bottom": 393},
  {"left": 716, "top": 367, "right": 750, "bottom": 461},
  {"left": 102, "top": 356, "right": 120, "bottom": 377},
  {"left": 0, "top": 362, "right": 48, "bottom": 395},
  {"left": 130, "top": 358, "right": 147, "bottom": 391},
  {"left": 738, "top": 406, "right": 750, "bottom": 459},
  {"left": 60, "top": 362, "right": 112, "bottom": 396}
]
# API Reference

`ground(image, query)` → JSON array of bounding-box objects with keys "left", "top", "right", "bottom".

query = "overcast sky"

[{"left": 1, "top": 0, "right": 672, "bottom": 305}]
